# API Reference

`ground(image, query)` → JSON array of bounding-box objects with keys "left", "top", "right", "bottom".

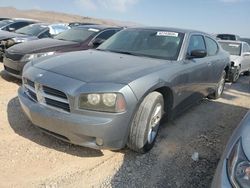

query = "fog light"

[{"left": 96, "top": 138, "right": 103, "bottom": 146}]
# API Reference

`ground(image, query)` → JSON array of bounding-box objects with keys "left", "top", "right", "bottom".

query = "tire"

[
  {"left": 127, "top": 92, "right": 164, "bottom": 153},
  {"left": 208, "top": 70, "right": 226, "bottom": 100},
  {"left": 230, "top": 66, "right": 240, "bottom": 83}
]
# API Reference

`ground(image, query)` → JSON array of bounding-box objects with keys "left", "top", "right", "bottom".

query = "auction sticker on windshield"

[{"left": 156, "top": 31, "right": 179, "bottom": 37}]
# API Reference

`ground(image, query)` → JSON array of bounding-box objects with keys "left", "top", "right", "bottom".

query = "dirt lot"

[{"left": 0, "top": 62, "right": 249, "bottom": 188}]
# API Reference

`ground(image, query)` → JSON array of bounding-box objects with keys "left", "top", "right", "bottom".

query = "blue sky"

[{"left": 0, "top": 0, "right": 250, "bottom": 37}]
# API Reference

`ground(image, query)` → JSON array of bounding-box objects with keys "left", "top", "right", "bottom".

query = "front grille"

[
  {"left": 4, "top": 65, "right": 20, "bottom": 75},
  {"left": 23, "top": 78, "right": 70, "bottom": 112},
  {"left": 27, "top": 79, "right": 35, "bottom": 88},
  {"left": 43, "top": 85, "right": 67, "bottom": 99},
  {"left": 5, "top": 51, "right": 23, "bottom": 61},
  {"left": 26, "top": 89, "right": 37, "bottom": 101},
  {"left": 45, "top": 98, "right": 70, "bottom": 112}
]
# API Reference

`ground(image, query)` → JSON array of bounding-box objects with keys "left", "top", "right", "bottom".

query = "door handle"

[{"left": 208, "top": 62, "right": 212, "bottom": 66}]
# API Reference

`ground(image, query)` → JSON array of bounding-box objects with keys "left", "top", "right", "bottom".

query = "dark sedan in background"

[
  {"left": 18, "top": 27, "right": 230, "bottom": 153},
  {"left": 0, "top": 18, "right": 37, "bottom": 32},
  {"left": 212, "top": 111, "right": 250, "bottom": 188},
  {"left": 0, "top": 23, "right": 69, "bottom": 59},
  {"left": 3, "top": 25, "right": 121, "bottom": 78}
]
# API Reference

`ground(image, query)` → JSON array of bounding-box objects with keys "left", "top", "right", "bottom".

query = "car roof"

[
  {"left": 73, "top": 24, "right": 122, "bottom": 30},
  {"left": 126, "top": 26, "right": 206, "bottom": 35}
]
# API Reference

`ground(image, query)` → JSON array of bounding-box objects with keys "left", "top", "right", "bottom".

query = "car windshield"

[
  {"left": 97, "top": 28, "right": 185, "bottom": 60},
  {"left": 15, "top": 24, "right": 48, "bottom": 36},
  {"left": 219, "top": 42, "right": 241, "bottom": 56},
  {"left": 54, "top": 27, "right": 98, "bottom": 42},
  {"left": 0, "top": 20, "right": 13, "bottom": 28}
]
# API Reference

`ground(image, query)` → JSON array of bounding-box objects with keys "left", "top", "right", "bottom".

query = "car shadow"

[
  {"left": 7, "top": 97, "right": 104, "bottom": 157},
  {"left": 109, "top": 99, "right": 249, "bottom": 187},
  {"left": 228, "top": 75, "right": 250, "bottom": 93},
  {"left": 0, "top": 70, "right": 21, "bottom": 85}
]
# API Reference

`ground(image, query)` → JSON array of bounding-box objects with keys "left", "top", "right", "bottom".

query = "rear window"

[{"left": 0, "top": 20, "right": 13, "bottom": 28}]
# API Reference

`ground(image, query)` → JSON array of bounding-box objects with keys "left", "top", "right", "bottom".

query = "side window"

[
  {"left": 243, "top": 43, "right": 250, "bottom": 53},
  {"left": 187, "top": 35, "right": 206, "bottom": 55},
  {"left": 205, "top": 37, "right": 219, "bottom": 56},
  {"left": 38, "top": 30, "right": 51, "bottom": 38},
  {"left": 95, "top": 30, "right": 117, "bottom": 40}
]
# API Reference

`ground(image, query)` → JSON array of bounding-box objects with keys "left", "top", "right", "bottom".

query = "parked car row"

[
  {"left": 3, "top": 25, "right": 121, "bottom": 78},
  {"left": 0, "top": 18, "right": 101, "bottom": 61}
]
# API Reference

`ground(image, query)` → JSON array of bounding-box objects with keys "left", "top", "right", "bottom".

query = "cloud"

[{"left": 75, "top": 0, "right": 139, "bottom": 12}]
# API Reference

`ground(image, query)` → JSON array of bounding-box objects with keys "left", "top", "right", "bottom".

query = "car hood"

[
  {"left": 8, "top": 38, "right": 78, "bottom": 54},
  {"left": 13, "top": 35, "right": 38, "bottom": 41},
  {"left": 32, "top": 50, "right": 171, "bottom": 84},
  {"left": 0, "top": 30, "right": 25, "bottom": 40}
]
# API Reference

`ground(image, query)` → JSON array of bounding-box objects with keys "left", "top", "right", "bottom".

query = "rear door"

[{"left": 204, "top": 36, "right": 223, "bottom": 89}]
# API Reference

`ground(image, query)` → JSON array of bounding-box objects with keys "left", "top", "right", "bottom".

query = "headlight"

[
  {"left": 79, "top": 93, "right": 126, "bottom": 113},
  {"left": 21, "top": 52, "right": 55, "bottom": 62},
  {"left": 227, "top": 139, "right": 250, "bottom": 188}
]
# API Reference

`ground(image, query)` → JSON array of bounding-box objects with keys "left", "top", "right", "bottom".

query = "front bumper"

[
  {"left": 18, "top": 86, "right": 133, "bottom": 150},
  {"left": 211, "top": 160, "right": 232, "bottom": 188},
  {"left": 3, "top": 57, "right": 27, "bottom": 79}
]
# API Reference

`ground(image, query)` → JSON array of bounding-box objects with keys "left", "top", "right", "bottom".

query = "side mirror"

[
  {"left": 242, "top": 52, "right": 250, "bottom": 57},
  {"left": 187, "top": 50, "right": 207, "bottom": 59},
  {"left": 8, "top": 27, "right": 16, "bottom": 32},
  {"left": 89, "top": 38, "right": 105, "bottom": 48}
]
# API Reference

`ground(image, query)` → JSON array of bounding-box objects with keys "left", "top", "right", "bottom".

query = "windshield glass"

[
  {"left": 15, "top": 24, "right": 48, "bottom": 36},
  {"left": 54, "top": 27, "right": 97, "bottom": 42},
  {"left": 0, "top": 20, "right": 13, "bottom": 28},
  {"left": 98, "top": 28, "right": 184, "bottom": 60},
  {"left": 219, "top": 42, "right": 241, "bottom": 56}
]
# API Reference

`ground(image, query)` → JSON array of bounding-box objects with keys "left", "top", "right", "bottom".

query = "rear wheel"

[
  {"left": 208, "top": 70, "right": 226, "bottom": 100},
  {"left": 127, "top": 92, "right": 164, "bottom": 153}
]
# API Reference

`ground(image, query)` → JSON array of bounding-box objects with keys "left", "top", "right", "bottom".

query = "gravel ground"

[{"left": 0, "top": 62, "right": 249, "bottom": 188}]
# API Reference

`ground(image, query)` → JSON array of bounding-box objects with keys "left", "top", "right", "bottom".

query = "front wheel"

[
  {"left": 127, "top": 92, "right": 164, "bottom": 153},
  {"left": 230, "top": 66, "right": 240, "bottom": 83},
  {"left": 208, "top": 70, "right": 226, "bottom": 100}
]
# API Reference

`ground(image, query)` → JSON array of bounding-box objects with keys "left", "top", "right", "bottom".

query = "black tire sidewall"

[
  {"left": 216, "top": 71, "right": 226, "bottom": 98},
  {"left": 141, "top": 95, "right": 164, "bottom": 153}
]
